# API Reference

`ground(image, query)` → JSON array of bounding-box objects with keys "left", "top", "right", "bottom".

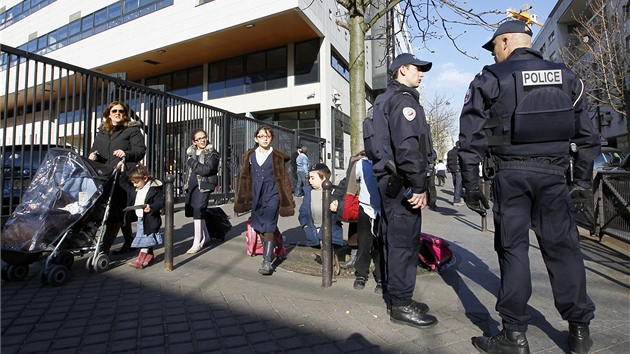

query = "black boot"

[
  {"left": 472, "top": 328, "right": 530, "bottom": 354},
  {"left": 258, "top": 240, "right": 275, "bottom": 275},
  {"left": 390, "top": 301, "right": 437, "bottom": 329},
  {"left": 568, "top": 323, "right": 592, "bottom": 354}
]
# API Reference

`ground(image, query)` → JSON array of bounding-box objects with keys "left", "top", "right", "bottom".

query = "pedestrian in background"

[
  {"left": 290, "top": 144, "right": 302, "bottom": 194},
  {"left": 434, "top": 159, "right": 447, "bottom": 186},
  {"left": 446, "top": 141, "right": 464, "bottom": 206},
  {"left": 458, "top": 20, "right": 599, "bottom": 354},
  {"left": 88, "top": 101, "right": 146, "bottom": 255},
  {"left": 234, "top": 125, "right": 295, "bottom": 275},
  {"left": 371, "top": 53, "right": 438, "bottom": 329},
  {"left": 294, "top": 146, "right": 309, "bottom": 197},
  {"left": 182, "top": 129, "right": 220, "bottom": 254}
]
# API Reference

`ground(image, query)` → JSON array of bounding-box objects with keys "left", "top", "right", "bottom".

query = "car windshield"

[
  {"left": 594, "top": 149, "right": 627, "bottom": 170},
  {"left": 3, "top": 150, "right": 44, "bottom": 172}
]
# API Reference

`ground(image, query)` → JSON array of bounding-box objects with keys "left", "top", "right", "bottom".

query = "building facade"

[
  {"left": 532, "top": 0, "right": 629, "bottom": 151},
  {"left": 1, "top": 0, "right": 416, "bottom": 180}
]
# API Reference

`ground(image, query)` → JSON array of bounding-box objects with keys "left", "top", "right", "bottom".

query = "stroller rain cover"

[{"left": 1, "top": 148, "right": 111, "bottom": 253}]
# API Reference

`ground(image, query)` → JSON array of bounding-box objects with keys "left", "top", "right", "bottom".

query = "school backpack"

[
  {"left": 418, "top": 232, "right": 453, "bottom": 271},
  {"left": 245, "top": 218, "right": 286, "bottom": 258}
]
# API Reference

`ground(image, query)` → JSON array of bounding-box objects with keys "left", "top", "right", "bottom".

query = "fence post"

[
  {"left": 321, "top": 180, "right": 333, "bottom": 287},
  {"left": 164, "top": 174, "right": 174, "bottom": 271}
]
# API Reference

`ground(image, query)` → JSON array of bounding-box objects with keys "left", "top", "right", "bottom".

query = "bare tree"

[
  {"left": 333, "top": 0, "right": 501, "bottom": 154},
  {"left": 559, "top": 0, "right": 630, "bottom": 145},
  {"left": 425, "top": 92, "right": 458, "bottom": 160}
]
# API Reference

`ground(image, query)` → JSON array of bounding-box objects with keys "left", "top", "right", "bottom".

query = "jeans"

[
  {"left": 295, "top": 171, "right": 307, "bottom": 197},
  {"left": 451, "top": 171, "right": 463, "bottom": 203}
]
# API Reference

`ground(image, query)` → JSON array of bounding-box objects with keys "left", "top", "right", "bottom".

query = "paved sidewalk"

[{"left": 2, "top": 187, "right": 629, "bottom": 353}]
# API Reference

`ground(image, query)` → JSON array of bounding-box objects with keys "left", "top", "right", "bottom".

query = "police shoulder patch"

[
  {"left": 402, "top": 107, "right": 416, "bottom": 121},
  {"left": 464, "top": 87, "right": 472, "bottom": 105}
]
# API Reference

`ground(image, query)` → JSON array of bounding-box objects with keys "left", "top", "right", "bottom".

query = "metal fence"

[
  {"left": 576, "top": 170, "right": 630, "bottom": 243},
  {"left": 1, "top": 44, "right": 325, "bottom": 226}
]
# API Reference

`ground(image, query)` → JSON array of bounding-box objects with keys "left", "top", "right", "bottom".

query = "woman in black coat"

[
  {"left": 182, "top": 129, "right": 220, "bottom": 254},
  {"left": 88, "top": 101, "right": 146, "bottom": 254}
]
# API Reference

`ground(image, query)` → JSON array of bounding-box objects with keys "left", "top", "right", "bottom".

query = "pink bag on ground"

[
  {"left": 245, "top": 218, "right": 285, "bottom": 258},
  {"left": 418, "top": 232, "right": 453, "bottom": 271}
]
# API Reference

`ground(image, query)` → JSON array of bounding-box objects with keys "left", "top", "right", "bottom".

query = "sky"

[{"left": 413, "top": 1, "right": 556, "bottom": 108}]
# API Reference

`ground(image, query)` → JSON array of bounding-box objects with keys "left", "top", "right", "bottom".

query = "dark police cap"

[
  {"left": 389, "top": 53, "right": 432, "bottom": 74},
  {"left": 309, "top": 163, "right": 329, "bottom": 172},
  {"left": 482, "top": 20, "right": 533, "bottom": 52}
]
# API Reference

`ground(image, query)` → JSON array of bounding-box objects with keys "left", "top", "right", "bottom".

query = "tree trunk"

[{"left": 349, "top": 15, "right": 366, "bottom": 155}]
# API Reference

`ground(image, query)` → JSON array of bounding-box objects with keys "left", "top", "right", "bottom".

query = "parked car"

[
  {"left": 593, "top": 147, "right": 627, "bottom": 172},
  {"left": 2, "top": 145, "right": 75, "bottom": 228}
]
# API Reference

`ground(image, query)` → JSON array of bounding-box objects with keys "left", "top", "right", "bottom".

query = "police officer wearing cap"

[
  {"left": 372, "top": 53, "right": 438, "bottom": 329},
  {"left": 458, "top": 20, "right": 599, "bottom": 354}
]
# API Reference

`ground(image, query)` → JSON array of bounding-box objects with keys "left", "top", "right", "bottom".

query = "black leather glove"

[
  {"left": 464, "top": 188, "right": 490, "bottom": 217},
  {"left": 569, "top": 181, "right": 590, "bottom": 209}
]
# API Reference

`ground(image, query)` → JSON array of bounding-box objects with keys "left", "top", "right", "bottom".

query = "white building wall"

[{"left": 1, "top": 0, "right": 399, "bottom": 170}]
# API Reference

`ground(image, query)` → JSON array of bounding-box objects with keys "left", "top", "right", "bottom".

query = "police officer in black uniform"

[
  {"left": 372, "top": 53, "right": 438, "bottom": 329},
  {"left": 458, "top": 20, "right": 599, "bottom": 354}
]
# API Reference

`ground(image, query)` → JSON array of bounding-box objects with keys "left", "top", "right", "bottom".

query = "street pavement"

[{"left": 2, "top": 187, "right": 629, "bottom": 353}]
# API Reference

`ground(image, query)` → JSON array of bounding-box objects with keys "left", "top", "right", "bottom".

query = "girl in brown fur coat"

[{"left": 234, "top": 125, "right": 295, "bottom": 275}]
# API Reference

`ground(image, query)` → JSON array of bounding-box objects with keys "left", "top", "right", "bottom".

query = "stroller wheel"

[
  {"left": 94, "top": 253, "right": 110, "bottom": 273},
  {"left": 1, "top": 265, "right": 9, "bottom": 281},
  {"left": 39, "top": 269, "right": 49, "bottom": 285},
  {"left": 6, "top": 264, "right": 29, "bottom": 282},
  {"left": 47, "top": 265, "right": 70, "bottom": 286},
  {"left": 55, "top": 251, "right": 74, "bottom": 269},
  {"left": 85, "top": 256, "right": 95, "bottom": 273}
]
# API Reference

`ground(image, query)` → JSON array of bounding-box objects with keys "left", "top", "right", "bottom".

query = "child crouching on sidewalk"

[
  {"left": 119, "top": 163, "right": 164, "bottom": 269},
  {"left": 298, "top": 163, "right": 345, "bottom": 273}
]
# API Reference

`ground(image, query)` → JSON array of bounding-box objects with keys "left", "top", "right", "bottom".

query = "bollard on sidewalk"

[
  {"left": 163, "top": 174, "right": 174, "bottom": 271},
  {"left": 321, "top": 180, "right": 333, "bottom": 287}
]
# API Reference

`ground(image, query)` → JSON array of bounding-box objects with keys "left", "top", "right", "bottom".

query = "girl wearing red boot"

[{"left": 119, "top": 163, "right": 164, "bottom": 269}]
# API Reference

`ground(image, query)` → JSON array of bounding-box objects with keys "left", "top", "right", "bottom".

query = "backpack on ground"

[
  {"left": 418, "top": 232, "right": 453, "bottom": 271},
  {"left": 204, "top": 207, "right": 232, "bottom": 241}
]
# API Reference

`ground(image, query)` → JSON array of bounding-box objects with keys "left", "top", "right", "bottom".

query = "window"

[
  {"left": 94, "top": 9, "right": 108, "bottom": 33},
  {"left": 207, "top": 47, "right": 287, "bottom": 98},
  {"left": 245, "top": 52, "right": 266, "bottom": 93},
  {"left": 540, "top": 43, "right": 546, "bottom": 54},
  {"left": 68, "top": 20, "right": 81, "bottom": 44},
  {"left": 2, "top": 0, "right": 174, "bottom": 71},
  {"left": 225, "top": 57, "right": 245, "bottom": 97},
  {"left": 0, "top": 0, "right": 57, "bottom": 30},
  {"left": 548, "top": 31, "right": 555, "bottom": 43},
  {"left": 147, "top": 66, "right": 203, "bottom": 100},
  {"left": 81, "top": 14, "right": 94, "bottom": 39},
  {"left": 331, "top": 50, "right": 350, "bottom": 81},
  {"left": 107, "top": 2, "right": 122, "bottom": 28},
  {"left": 266, "top": 47, "right": 288, "bottom": 89},
  {"left": 295, "top": 39, "right": 320, "bottom": 85}
]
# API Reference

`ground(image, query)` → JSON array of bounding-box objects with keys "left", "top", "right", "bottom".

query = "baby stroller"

[{"left": 1, "top": 148, "right": 119, "bottom": 286}]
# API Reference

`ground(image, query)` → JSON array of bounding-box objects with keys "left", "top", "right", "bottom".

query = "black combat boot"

[
  {"left": 258, "top": 240, "right": 275, "bottom": 275},
  {"left": 568, "top": 323, "right": 592, "bottom": 354},
  {"left": 472, "top": 328, "right": 530, "bottom": 354},
  {"left": 390, "top": 301, "right": 437, "bottom": 329}
]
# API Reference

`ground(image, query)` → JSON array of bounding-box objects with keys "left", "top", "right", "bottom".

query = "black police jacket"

[
  {"left": 458, "top": 47, "right": 600, "bottom": 191},
  {"left": 372, "top": 80, "right": 430, "bottom": 193}
]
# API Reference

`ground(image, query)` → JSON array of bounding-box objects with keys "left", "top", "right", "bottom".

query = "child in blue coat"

[{"left": 298, "top": 163, "right": 346, "bottom": 272}]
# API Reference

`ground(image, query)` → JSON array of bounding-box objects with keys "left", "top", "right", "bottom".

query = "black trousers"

[
  {"left": 492, "top": 169, "right": 595, "bottom": 332},
  {"left": 378, "top": 175, "right": 422, "bottom": 307},
  {"left": 354, "top": 205, "right": 381, "bottom": 282}
]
